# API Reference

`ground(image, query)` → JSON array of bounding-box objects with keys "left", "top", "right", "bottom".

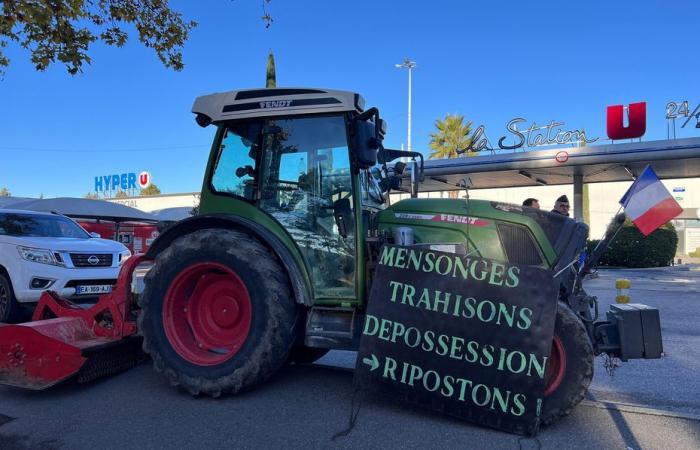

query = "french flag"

[{"left": 619, "top": 166, "right": 682, "bottom": 236}]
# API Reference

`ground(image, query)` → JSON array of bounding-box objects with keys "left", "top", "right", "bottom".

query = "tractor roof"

[{"left": 192, "top": 87, "right": 365, "bottom": 123}]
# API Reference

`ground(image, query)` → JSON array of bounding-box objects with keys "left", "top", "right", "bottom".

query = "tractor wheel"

[
  {"left": 138, "top": 229, "right": 297, "bottom": 397},
  {"left": 0, "top": 272, "right": 21, "bottom": 323},
  {"left": 288, "top": 346, "right": 330, "bottom": 364},
  {"left": 541, "top": 301, "right": 594, "bottom": 426}
]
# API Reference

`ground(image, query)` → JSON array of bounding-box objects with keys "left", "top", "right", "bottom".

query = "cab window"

[
  {"left": 211, "top": 121, "right": 262, "bottom": 201},
  {"left": 359, "top": 168, "right": 385, "bottom": 208}
]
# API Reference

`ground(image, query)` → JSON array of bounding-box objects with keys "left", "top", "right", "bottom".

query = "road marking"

[{"left": 581, "top": 400, "right": 700, "bottom": 422}]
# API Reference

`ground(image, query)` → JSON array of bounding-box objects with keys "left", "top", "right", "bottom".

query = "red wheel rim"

[
  {"left": 162, "top": 262, "right": 252, "bottom": 366},
  {"left": 544, "top": 335, "right": 566, "bottom": 397}
]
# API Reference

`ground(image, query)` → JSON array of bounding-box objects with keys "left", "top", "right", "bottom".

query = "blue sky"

[{"left": 1, "top": 0, "right": 699, "bottom": 198}]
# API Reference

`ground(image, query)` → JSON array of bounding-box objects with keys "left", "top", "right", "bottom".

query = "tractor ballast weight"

[{"left": 0, "top": 255, "right": 149, "bottom": 389}]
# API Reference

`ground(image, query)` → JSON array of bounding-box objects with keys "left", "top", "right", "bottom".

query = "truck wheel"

[
  {"left": 0, "top": 273, "right": 21, "bottom": 323},
  {"left": 138, "top": 229, "right": 297, "bottom": 397},
  {"left": 541, "top": 302, "right": 594, "bottom": 426},
  {"left": 288, "top": 346, "right": 330, "bottom": 364}
]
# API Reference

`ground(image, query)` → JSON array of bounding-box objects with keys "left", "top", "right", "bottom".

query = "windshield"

[{"left": 0, "top": 213, "right": 90, "bottom": 238}]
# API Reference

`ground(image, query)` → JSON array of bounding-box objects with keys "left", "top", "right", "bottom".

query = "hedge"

[{"left": 587, "top": 221, "right": 678, "bottom": 268}]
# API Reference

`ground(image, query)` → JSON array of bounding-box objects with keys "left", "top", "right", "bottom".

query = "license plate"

[{"left": 75, "top": 284, "right": 113, "bottom": 295}]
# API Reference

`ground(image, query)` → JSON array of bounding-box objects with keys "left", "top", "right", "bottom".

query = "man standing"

[
  {"left": 522, "top": 198, "right": 540, "bottom": 209},
  {"left": 552, "top": 195, "right": 570, "bottom": 216}
]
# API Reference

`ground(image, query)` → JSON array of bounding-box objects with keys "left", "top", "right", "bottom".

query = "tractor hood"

[{"left": 376, "top": 198, "right": 588, "bottom": 269}]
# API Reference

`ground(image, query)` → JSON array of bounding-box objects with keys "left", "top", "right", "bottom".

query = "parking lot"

[{"left": 1, "top": 266, "right": 699, "bottom": 450}]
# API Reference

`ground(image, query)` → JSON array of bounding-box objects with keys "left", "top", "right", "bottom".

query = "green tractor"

[{"left": 139, "top": 88, "right": 662, "bottom": 425}]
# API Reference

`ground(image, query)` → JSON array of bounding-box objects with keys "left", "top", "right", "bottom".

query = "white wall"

[{"left": 106, "top": 192, "right": 199, "bottom": 211}]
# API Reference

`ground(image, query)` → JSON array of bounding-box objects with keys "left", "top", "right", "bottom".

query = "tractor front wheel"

[
  {"left": 541, "top": 301, "right": 594, "bottom": 426},
  {"left": 138, "top": 229, "right": 297, "bottom": 397}
]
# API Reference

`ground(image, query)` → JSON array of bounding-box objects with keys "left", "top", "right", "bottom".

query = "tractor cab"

[{"left": 190, "top": 88, "right": 397, "bottom": 307}]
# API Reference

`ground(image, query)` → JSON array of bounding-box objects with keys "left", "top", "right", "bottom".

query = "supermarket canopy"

[{"left": 405, "top": 137, "right": 700, "bottom": 192}]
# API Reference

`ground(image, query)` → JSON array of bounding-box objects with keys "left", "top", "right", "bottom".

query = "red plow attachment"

[{"left": 0, "top": 255, "right": 151, "bottom": 390}]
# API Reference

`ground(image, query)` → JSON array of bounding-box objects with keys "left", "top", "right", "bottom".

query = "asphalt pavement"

[{"left": 1, "top": 266, "right": 699, "bottom": 449}]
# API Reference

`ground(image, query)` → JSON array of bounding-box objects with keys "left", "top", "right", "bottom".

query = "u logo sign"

[
  {"left": 138, "top": 171, "right": 151, "bottom": 189},
  {"left": 607, "top": 102, "right": 646, "bottom": 140}
]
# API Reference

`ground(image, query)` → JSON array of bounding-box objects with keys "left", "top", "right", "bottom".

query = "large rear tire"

[
  {"left": 541, "top": 302, "right": 594, "bottom": 426},
  {"left": 138, "top": 229, "right": 297, "bottom": 397}
]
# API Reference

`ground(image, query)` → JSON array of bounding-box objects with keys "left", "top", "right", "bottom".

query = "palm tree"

[
  {"left": 429, "top": 114, "right": 475, "bottom": 159},
  {"left": 429, "top": 114, "right": 475, "bottom": 198}
]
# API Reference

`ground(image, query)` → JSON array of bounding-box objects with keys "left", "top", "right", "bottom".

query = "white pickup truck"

[{"left": 0, "top": 209, "right": 131, "bottom": 322}]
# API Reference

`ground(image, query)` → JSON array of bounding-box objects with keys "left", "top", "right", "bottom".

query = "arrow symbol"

[{"left": 362, "top": 354, "right": 379, "bottom": 371}]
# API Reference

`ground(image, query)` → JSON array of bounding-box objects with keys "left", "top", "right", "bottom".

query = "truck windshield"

[{"left": 0, "top": 213, "right": 89, "bottom": 238}]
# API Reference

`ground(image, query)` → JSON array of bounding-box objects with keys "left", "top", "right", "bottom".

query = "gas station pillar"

[{"left": 573, "top": 174, "right": 583, "bottom": 221}]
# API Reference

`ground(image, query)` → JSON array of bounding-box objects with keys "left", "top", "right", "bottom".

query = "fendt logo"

[
  {"left": 259, "top": 100, "right": 292, "bottom": 109},
  {"left": 607, "top": 102, "right": 647, "bottom": 140}
]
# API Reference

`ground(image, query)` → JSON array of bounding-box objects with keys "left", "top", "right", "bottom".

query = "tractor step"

[{"left": 304, "top": 307, "right": 361, "bottom": 350}]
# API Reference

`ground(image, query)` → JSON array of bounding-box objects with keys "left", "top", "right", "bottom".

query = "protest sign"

[{"left": 355, "top": 245, "right": 558, "bottom": 435}]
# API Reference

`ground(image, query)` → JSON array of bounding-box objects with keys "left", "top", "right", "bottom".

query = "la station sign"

[{"left": 460, "top": 102, "right": 648, "bottom": 154}]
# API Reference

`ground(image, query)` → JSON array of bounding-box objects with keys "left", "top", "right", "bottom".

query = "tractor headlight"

[
  {"left": 17, "top": 246, "right": 63, "bottom": 266},
  {"left": 118, "top": 249, "right": 132, "bottom": 266}
]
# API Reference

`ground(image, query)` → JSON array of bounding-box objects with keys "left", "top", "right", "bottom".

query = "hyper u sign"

[{"left": 94, "top": 171, "right": 151, "bottom": 192}]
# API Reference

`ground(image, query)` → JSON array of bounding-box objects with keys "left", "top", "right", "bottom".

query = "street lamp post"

[{"left": 395, "top": 58, "right": 417, "bottom": 152}]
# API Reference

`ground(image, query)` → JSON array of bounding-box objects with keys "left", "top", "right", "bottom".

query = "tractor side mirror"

[
  {"left": 353, "top": 120, "right": 380, "bottom": 169},
  {"left": 333, "top": 198, "right": 352, "bottom": 238}
]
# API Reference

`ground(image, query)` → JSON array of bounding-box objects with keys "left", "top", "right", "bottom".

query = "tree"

[
  {"left": 429, "top": 114, "right": 475, "bottom": 159},
  {"left": 266, "top": 50, "right": 276, "bottom": 88},
  {"left": 140, "top": 183, "right": 161, "bottom": 196},
  {"left": 429, "top": 114, "right": 475, "bottom": 198},
  {"left": 0, "top": 1, "right": 197, "bottom": 75},
  {"left": 115, "top": 190, "right": 129, "bottom": 198},
  {"left": 0, "top": 187, "right": 11, "bottom": 197},
  {"left": 84, "top": 192, "right": 99, "bottom": 199}
]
